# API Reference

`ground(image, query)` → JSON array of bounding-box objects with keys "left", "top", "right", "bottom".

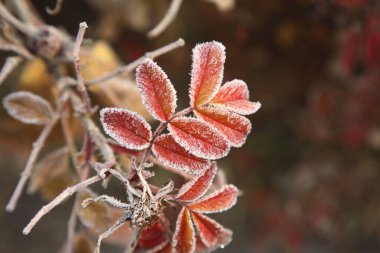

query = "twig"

[
  {"left": 23, "top": 175, "right": 101, "bottom": 235},
  {"left": 64, "top": 196, "right": 79, "bottom": 253},
  {"left": 0, "top": 2, "right": 36, "bottom": 36},
  {"left": 11, "top": 0, "right": 44, "bottom": 26},
  {"left": 83, "top": 38, "right": 185, "bottom": 86},
  {"left": 0, "top": 56, "right": 22, "bottom": 86},
  {"left": 147, "top": 0, "right": 184, "bottom": 38},
  {"left": 0, "top": 41, "right": 34, "bottom": 59},
  {"left": 6, "top": 117, "right": 59, "bottom": 212},
  {"left": 46, "top": 0, "right": 64, "bottom": 15},
  {"left": 73, "top": 22, "right": 92, "bottom": 111}
]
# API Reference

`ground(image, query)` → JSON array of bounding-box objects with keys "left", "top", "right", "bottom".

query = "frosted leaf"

[
  {"left": 189, "top": 41, "right": 225, "bottom": 107},
  {"left": 77, "top": 189, "right": 112, "bottom": 233},
  {"left": 136, "top": 59, "right": 177, "bottom": 122},
  {"left": 172, "top": 207, "right": 196, "bottom": 253},
  {"left": 210, "top": 79, "right": 261, "bottom": 115},
  {"left": 191, "top": 212, "right": 232, "bottom": 248},
  {"left": 168, "top": 117, "right": 230, "bottom": 160},
  {"left": 152, "top": 134, "right": 210, "bottom": 175},
  {"left": 194, "top": 106, "right": 251, "bottom": 147},
  {"left": 176, "top": 162, "right": 217, "bottom": 202},
  {"left": 187, "top": 185, "right": 238, "bottom": 214},
  {"left": 100, "top": 107, "right": 152, "bottom": 150},
  {"left": 3, "top": 91, "right": 54, "bottom": 125},
  {"left": 73, "top": 232, "right": 94, "bottom": 253},
  {"left": 145, "top": 239, "right": 171, "bottom": 253},
  {"left": 139, "top": 218, "right": 169, "bottom": 250}
]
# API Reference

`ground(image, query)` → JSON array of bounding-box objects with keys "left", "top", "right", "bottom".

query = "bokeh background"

[{"left": 1, "top": 0, "right": 380, "bottom": 252}]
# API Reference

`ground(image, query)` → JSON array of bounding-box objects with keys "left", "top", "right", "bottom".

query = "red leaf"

[
  {"left": 100, "top": 107, "right": 152, "bottom": 150},
  {"left": 172, "top": 207, "right": 195, "bottom": 253},
  {"left": 195, "top": 106, "right": 251, "bottom": 147},
  {"left": 191, "top": 212, "right": 232, "bottom": 248},
  {"left": 168, "top": 117, "right": 230, "bottom": 160},
  {"left": 210, "top": 79, "right": 261, "bottom": 115},
  {"left": 190, "top": 41, "right": 225, "bottom": 107},
  {"left": 136, "top": 59, "right": 177, "bottom": 121},
  {"left": 152, "top": 134, "right": 210, "bottom": 175},
  {"left": 147, "top": 239, "right": 172, "bottom": 253},
  {"left": 139, "top": 220, "right": 168, "bottom": 249},
  {"left": 176, "top": 163, "right": 217, "bottom": 202},
  {"left": 187, "top": 185, "right": 238, "bottom": 214}
]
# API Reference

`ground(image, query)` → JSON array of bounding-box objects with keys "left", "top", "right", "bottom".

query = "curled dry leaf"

[
  {"left": 190, "top": 41, "right": 226, "bottom": 107},
  {"left": 168, "top": 117, "right": 230, "bottom": 160},
  {"left": 210, "top": 79, "right": 261, "bottom": 115},
  {"left": 195, "top": 106, "right": 251, "bottom": 147},
  {"left": 77, "top": 188, "right": 113, "bottom": 233},
  {"left": 136, "top": 59, "right": 177, "bottom": 122},
  {"left": 3, "top": 91, "right": 54, "bottom": 125},
  {"left": 152, "top": 134, "right": 210, "bottom": 175},
  {"left": 28, "top": 147, "right": 78, "bottom": 201},
  {"left": 100, "top": 107, "right": 152, "bottom": 150}
]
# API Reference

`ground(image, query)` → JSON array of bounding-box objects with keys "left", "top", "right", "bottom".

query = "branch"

[
  {"left": 84, "top": 38, "right": 185, "bottom": 86},
  {"left": 147, "top": 0, "right": 184, "bottom": 38},
  {"left": 73, "top": 22, "right": 92, "bottom": 111},
  {"left": 46, "top": 0, "right": 64, "bottom": 15},
  {"left": 6, "top": 117, "right": 59, "bottom": 212},
  {"left": 0, "top": 56, "right": 22, "bottom": 86},
  {"left": 0, "top": 2, "right": 36, "bottom": 36},
  {"left": 0, "top": 40, "right": 34, "bottom": 59},
  {"left": 23, "top": 175, "right": 101, "bottom": 235}
]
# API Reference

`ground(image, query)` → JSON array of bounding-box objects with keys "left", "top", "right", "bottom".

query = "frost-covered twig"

[
  {"left": 147, "top": 0, "right": 184, "bottom": 38},
  {"left": 6, "top": 116, "right": 59, "bottom": 212},
  {"left": 23, "top": 175, "right": 101, "bottom": 235},
  {"left": 73, "top": 22, "right": 92, "bottom": 111},
  {"left": 0, "top": 56, "right": 22, "bottom": 86},
  {"left": 84, "top": 38, "right": 185, "bottom": 86},
  {"left": 0, "top": 40, "right": 33, "bottom": 59}
]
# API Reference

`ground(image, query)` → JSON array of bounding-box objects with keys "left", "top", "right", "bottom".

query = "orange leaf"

[
  {"left": 195, "top": 106, "right": 251, "bottom": 147},
  {"left": 168, "top": 117, "right": 230, "bottom": 160},
  {"left": 190, "top": 41, "right": 225, "bottom": 107},
  {"left": 136, "top": 59, "right": 177, "bottom": 122},
  {"left": 172, "top": 207, "right": 195, "bottom": 253},
  {"left": 152, "top": 134, "right": 210, "bottom": 175}
]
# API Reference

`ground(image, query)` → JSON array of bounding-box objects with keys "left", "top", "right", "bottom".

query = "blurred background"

[{"left": 1, "top": 0, "right": 380, "bottom": 252}]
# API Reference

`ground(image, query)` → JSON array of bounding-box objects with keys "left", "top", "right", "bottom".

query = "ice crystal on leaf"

[
  {"left": 136, "top": 59, "right": 177, "bottom": 122},
  {"left": 100, "top": 107, "right": 152, "bottom": 150},
  {"left": 173, "top": 164, "right": 238, "bottom": 253}
]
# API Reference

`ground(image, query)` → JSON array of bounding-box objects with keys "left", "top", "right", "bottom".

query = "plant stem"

[
  {"left": 83, "top": 38, "right": 185, "bottom": 86},
  {"left": 0, "top": 2, "right": 36, "bottom": 36},
  {"left": 23, "top": 175, "right": 101, "bottom": 235},
  {"left": 6, "top": 117, "right": 59, "bottom": 212},
  {"left": 147, "top": 0, "right": 184, "bottom": 38}
]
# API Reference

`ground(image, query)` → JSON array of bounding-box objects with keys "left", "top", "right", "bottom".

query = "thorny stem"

[
  {"left": 147, "top": 0, "right": 184, "bottom": 38},
  {"left": 73, "top": 22, "right": 92, "bottom": 112},
  {"left": 6, "top": 116, "right": 59, "bottom": 212},
  {"left": 23, "top": 175, "right": 101, "bottom": 235},
  {"left": 0, "top": 56, "right": 22, "bottom": 86},
  {"left": 83, "top": 38, "right": 185, "bottom": 86},
  {"left": 0, "top": 2, "right": 36, "bottom": 36}
]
